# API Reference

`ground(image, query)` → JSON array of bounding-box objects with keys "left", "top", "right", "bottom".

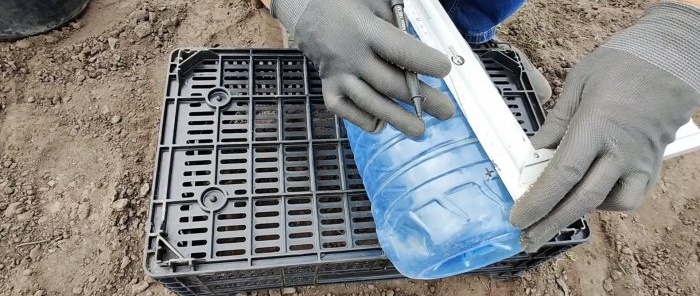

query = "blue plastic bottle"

[{"left": 344, "top": 76, "right": 522, "bottom": 279}]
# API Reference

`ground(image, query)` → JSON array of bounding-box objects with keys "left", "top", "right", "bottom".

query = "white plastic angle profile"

[{"left": 403, "top": 0, "right": 700, "bottom": 201}]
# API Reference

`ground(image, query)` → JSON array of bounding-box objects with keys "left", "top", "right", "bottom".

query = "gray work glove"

[
  {"left": 511, "top": 1, "right": 700, "bottom": 253},
  {"left": 272, "top": 0, "right": 455, "bottom": 137}
]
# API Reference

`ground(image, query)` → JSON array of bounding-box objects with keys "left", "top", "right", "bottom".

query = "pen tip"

[{"left": 413, "top": 97, "right": 424, "bottom": 120}]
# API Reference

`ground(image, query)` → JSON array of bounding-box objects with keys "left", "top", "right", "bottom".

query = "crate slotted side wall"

[{"left": 145, "top": 48, "right": 589, "bottom": 296}]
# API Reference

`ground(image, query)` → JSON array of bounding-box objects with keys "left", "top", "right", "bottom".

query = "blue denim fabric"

[{"left": 440, "top": 0, "right": 525, "bottom": 44}]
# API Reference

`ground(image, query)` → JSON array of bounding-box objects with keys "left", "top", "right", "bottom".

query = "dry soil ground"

[{"left": 0, "top": 0, "right": 698, "bottom": 296}]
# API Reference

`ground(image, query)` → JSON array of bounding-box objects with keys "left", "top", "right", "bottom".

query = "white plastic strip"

[
  {"left": 404, "top": 0, "right": 700, "bottom": 200},
  {"left": 665, "top": 120, "right": 700, "bottom": 159},
  {"left": 404, "top": 0, "right": 536, "bottom": 199}
]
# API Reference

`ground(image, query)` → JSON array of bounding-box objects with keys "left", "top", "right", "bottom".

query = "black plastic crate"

[
  {"left": 472, "top": 42, "right": 546, "bottom": 136},
  {"left": 144, "top": 48, "right": 588, "bottom": 296}
]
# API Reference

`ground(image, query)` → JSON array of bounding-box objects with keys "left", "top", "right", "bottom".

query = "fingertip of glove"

[
  {"left": 434, "top": 56, "right": 452, "bottom": 78},
  {"left": 413, "top": 47, "right": 452, "bottom": 78},
  {"left": 350, "top": 117, "right": 385, "bottom": 135},
  {"left": 520, "top": 235, "right": 542, "bottom": 254},
  {"left": 365, "top": 119, "right": 425, "bottom": 138},
  {"left": 403, "top": 121, "right": 426, "bottom": 138},
  {"left": 518, "top": 225, "right": 548, "bottom": 253},
  {"left": 509, "top": 202, "right": 530, "bottom": 230},
  {"left": 434, "top": 101, "right": 456, "bottom": 120},
  {"left": 422, "top": 86, "right": 456, "bottom": 120}
]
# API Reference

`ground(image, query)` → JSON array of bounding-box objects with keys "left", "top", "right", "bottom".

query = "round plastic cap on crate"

[
  {"left": 199, "top": 187, "right": 228, "bottom": 212},
  {"left": 206, "top": 87, "right": 232, "bottom": 108}
]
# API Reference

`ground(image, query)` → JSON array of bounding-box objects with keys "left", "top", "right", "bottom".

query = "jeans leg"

[{"left": 441, "top": 0, "right": 526, "bottom": 44}]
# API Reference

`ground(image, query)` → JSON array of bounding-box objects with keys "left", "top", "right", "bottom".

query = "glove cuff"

[
  {"left": 271, "top": 0, "right": 313, "bottom": 32},
  {"left": 603, "top": 1, "right": 700, "bottom": 95}
]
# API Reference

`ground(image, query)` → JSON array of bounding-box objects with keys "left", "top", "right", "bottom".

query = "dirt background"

[{"left": 0, "top": 0, "right": 698, "bottom": 296}]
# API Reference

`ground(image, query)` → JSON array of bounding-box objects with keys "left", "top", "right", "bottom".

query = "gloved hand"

[
  {"left": 272, "top": 0, "right": 455, "bottom": 137},
  {"left": 511, "top": 1, "right": 700, "bottom": 253}
]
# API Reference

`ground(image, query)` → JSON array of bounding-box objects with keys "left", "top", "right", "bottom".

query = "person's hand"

[
  {"left": 272, "top": 0, "right": 455, "bottom": 137},
  {"left": 510, "top": 1, "right": 700, "bottom": 252}
]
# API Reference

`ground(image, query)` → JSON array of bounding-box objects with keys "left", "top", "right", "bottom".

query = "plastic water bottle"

[{"left": 344, "top": 75, "right": 522, "bottom": 279}]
